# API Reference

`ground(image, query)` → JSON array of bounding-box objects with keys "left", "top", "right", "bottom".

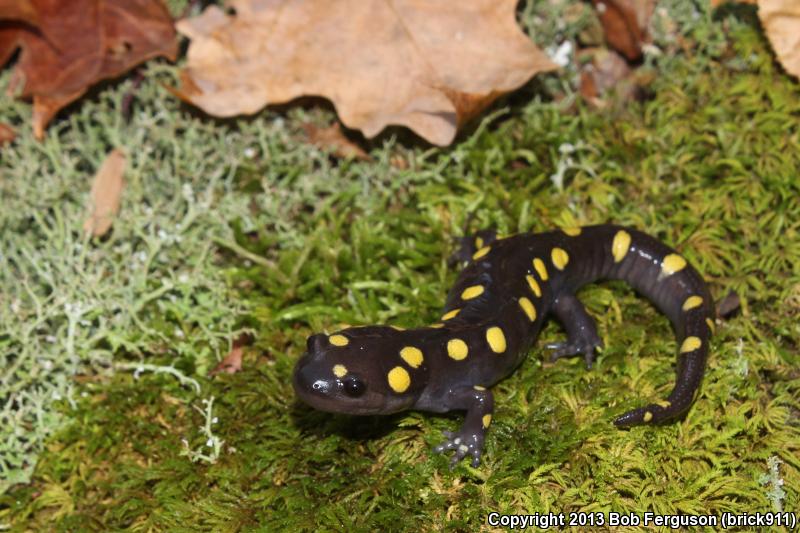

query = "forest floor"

[{"left": 1, "top": 1, "right": 798, "bottom": 530}]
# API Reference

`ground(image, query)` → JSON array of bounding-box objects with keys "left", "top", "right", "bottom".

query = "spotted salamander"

[{"left": 293, "top": 225, "right": 713, "bottom": 467}]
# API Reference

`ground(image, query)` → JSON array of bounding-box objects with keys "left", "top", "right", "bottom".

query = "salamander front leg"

[
  {"left": 449, "top": 229, "right": 498, "bottom": 266},
  {"left": 433, "top": 386, "right": 494, "bottom": 468},
  {"left": 546, "top": 293, "right": 604, "bottom": 369}
]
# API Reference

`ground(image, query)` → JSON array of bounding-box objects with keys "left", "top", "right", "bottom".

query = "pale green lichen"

[{"left": 759, "top": 456, "right": 787, "bottom": 512}]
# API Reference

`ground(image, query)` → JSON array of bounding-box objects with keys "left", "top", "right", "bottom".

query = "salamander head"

[{"left": 293, "top": 326, "right": 427, "bottom": 415}]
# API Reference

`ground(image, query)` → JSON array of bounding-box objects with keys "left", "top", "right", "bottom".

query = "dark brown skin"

[{"left": 293, "top": 225, "right": 714, "bottom": 467}]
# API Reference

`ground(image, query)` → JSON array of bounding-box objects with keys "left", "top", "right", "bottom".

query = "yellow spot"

[
  {"left": 429, "top": 323, "right": 445, "bottom": 329},
  {"left": 482, "top": 414, "right": 492, "bottom": 428},
  {"left": 387, "top": 366, "right": 410, "bottom": 393},
  {"left": 332, "top": 364, "right": 347, "bottom": 378},
  {"left": 656, "top": 400, "right": 672, "bottom": 409},
  {"left": 475, "top": 236, "right": 484, "bottom": 249},
  {"left": 390, "top": 325, "right": 405, "bottom": 331},
  {"left": 662, "top": 254, "right": 687, "bottom": 276},
  {"left": 447, "top": 338, "right": 468, "bottom": 360},
  {"left": 706, "top": 318, "right": 716, "bottom": 334},
  {"left": 473, "top": 385, "right": 486, "bottom": 391},
  {"left": 473, "top": 246, "right": 491, "bottom": 260},
  {"left": 612, "top": 230, "right": 631, "bottom": 263},
  {"left": 329, "top": 334, "right": 349, "bottom": 347},
  {"left": 533, "top": 258, "right": 548, "bottom": 280},
  {"left": 680, "top": 336, "right": 702, "bottom": 353},
  {"left": 518, "top": 297, "right": 536, "bottom": 322},
  {"left": 551, "top": 247, "right": 569, "bottom": 270},
  {"left": 441, "top": 308, "right": 461, "bottom": 321},
  {"left": 461, "top": 285, "right": 484, "bottom": 300},
  {"left": 399, "top": 346, "right": 423, "bottom": 369},
  {"left": 643, "top": 411, "right": 653, "bottom": 422},
  {"left": 682, "top": 296, "right": 703, "bottom": 311},
  {"left": 562, "top": 227, "right": 582, "bottom": 237},
  {"left": 486, "top": 326, "right": 506, "bottom": 354},
  {"left": 526, "top": 275, "right": 541, "bottom": 297}
]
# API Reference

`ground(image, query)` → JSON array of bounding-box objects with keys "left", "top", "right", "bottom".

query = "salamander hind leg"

[
  {"left": 433, "top": 386, "right": 494, "bottom": 468},
  {"left": 546, "top": 293, "right": 604, "bottom": 369}
]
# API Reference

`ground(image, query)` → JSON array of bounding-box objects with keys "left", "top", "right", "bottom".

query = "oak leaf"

[
  {"left": 713, "top": 0, "right": 800, "bottom": 79},
  {"left": 0, "top": 0, "right": 38, "bottom": 27},
  {"left": 176, "top": 0, "right": 557, "bottom": 146},
  {"left": 0, "top": 0, "right": 177, "bottom": 139},
  {"left": 83, "top": 149, "right": 126, "bottom": 237},
  {"left": 757, "top": 0, "right": 800, "bottom": 79}
]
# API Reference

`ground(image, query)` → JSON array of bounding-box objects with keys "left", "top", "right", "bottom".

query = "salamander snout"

[
  {"left": 293, "top": 334, "right": 332, "bottom": 396},
  {"left": 293, "top": 352, "right": 332, "bottom": 397}
]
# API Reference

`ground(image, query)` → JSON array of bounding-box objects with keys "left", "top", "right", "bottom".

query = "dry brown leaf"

[
  {"left": 0, "top": 122, "right": 15, "bottom": 145},
  {"left": 0, "top": 0, "right": 177, "bottom": 139},
  {"left": 758, "top": 0, "right": 800, "bottom": 78},
  {"left": 714, "top": 0, "right": 800, "bottom": 78},
  {"left": 209, "top": 346, "right": 244, "bottom": 376},
  {"left": 592, "top": 0, "right": 656, "bottom": 62},
  {"left": 0, "top": 0, "right": 38, "bottom": 26},
  {"left": 303, "top": 122, "right": 371, "bottom": 161},
  {"left": 209, "top": 333, "right": 254, "bottom": 376},
  {"left": 83, "top": 149, "right": 126, "bottom": 237},
  {"left": 176, "top": 0, "right": 557, "bottom": 146}
]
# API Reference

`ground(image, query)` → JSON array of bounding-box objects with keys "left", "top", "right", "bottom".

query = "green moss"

[{"left": 2, "top": 2, "right": 799, "bottom": 531}]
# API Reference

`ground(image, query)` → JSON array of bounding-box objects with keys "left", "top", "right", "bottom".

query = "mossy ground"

[{"left": 1, "top": 2, "right": 799, "bottom": 531}]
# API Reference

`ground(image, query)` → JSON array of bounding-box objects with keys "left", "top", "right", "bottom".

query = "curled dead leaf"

[
  {"left": 176, "top": 0, "right": 557, "bottom": 146},
  {"left": 83, "top": 149, "right": 126, "bottom": 237},
  {"left": 0, "top": 0, "right": 177, "bottom": 139}
]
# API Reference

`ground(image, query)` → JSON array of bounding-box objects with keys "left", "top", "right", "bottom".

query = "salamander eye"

[{"left": 343, "top": 377, "right": 366, "bottom": 397}]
